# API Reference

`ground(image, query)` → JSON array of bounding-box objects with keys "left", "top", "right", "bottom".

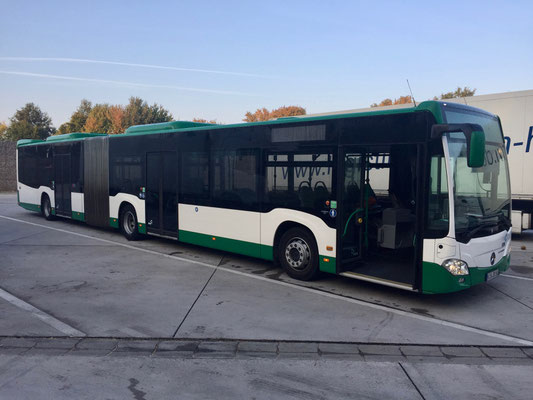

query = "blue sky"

[{"left": 1, "top": 0, "right": 532, "bottom": 126}]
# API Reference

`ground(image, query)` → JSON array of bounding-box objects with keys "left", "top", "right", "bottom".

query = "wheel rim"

[
  {"left": 284, "top": 237, "right": 311, "bottom": 270},
  {"left": 123, "top": 211, "right": 136, "bottom": 235}
]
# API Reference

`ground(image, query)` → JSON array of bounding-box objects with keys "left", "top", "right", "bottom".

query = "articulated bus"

[{"left": 16, "top": 101, "right": 512, "bottom": 294}]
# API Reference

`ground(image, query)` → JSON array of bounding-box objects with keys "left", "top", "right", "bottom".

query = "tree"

[
  {"left": 123, "top": 97, "right": 173, "bottom": 129},
  {"left": 371, "top": 96, "right": 412, "bottom": 108},
  {"left": 108, "top": 105, "right": 126, "bottom": 134},
  {"left": 193, "top": 118, "right": 217, "bottom": 124},
  {"left": 83, "top": 104, "right": 112, "bottom": 133},
  {"left": 147, "top": 103, "right": 173, "bottom": 124},
  {"left": 57, "top": 99, "right": 93, "bottom": 135},
  {"left": 243, "top": 107, "right": 270, "bottom": 122},
  {"left": 243, "top": 105, "right": 306, "bottom": 122},
  {"left": 270, "top": 106, "right": 307, "bottom": 119},
  {"left": 0, "top": 121, "right": 7, "bottom": 140},
  {"left": 3, "top": 103, "right": 55, "bottom": 141},
  {"left": 438, "top": 87, "right": 476, "bottom": 99}
]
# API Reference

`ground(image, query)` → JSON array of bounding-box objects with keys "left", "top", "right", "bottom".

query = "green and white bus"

[{"left": 16, "top": 101, "right": 512, "bottom": 293}]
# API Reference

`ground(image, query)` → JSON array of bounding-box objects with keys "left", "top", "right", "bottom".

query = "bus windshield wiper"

[{"left": 462, "top": 221, "right": 500, "bottom": 240}]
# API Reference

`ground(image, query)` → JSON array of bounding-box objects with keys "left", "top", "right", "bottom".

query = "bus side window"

[
  {"left": 266, "top": 152, "right": 333, "bottom": 213},
  {"left": 266, "top": 153, "right": 298, "bottom": 207},
  {"left": 212, "top": 150, "right": 258, "bottom": 208},
  {"left": 181, "top": 152, "right": 209, "bottom": 202},
  {"left": 110, "top": 156, "right": 142, "bottom": 195}
]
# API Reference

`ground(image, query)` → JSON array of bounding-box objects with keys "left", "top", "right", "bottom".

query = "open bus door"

[
  {"left": 337, "top": 145, "right": 420, "bottom": 290},
  {"left": 338, "top": 149, "right": 366, "bottom": 269}
]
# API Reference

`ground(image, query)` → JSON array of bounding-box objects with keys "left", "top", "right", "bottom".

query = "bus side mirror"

[
  {"left": 431, "top": 123, "right": 485, "bottom": 168},
  {"left": 467, "top": 130, "right": 485, "bottom": 168}
]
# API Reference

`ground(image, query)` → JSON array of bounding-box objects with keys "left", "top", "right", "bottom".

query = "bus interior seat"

[
  {"left": 298, "top": 184, "right": 314, "bottom": 208},
  {"left": 313, "top": 183, "right": 329, "bottom": 207}
]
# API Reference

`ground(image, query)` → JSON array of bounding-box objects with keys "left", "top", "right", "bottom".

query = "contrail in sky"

[
  {"left": 0, "top": 70, "right": 256, "bottom": 96},
  {"left": 0, "top": 57, "right": 273, "bottom": 78}
]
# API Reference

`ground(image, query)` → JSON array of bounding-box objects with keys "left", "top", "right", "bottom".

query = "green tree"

[
  {"left": 438, "top": 87, "right": 476, "bottom": 99},
  {"left": 58, "top": 99, "right": 93, "bottom": 135},
  {"left": 3, "top": 103, "right": 55, "bottom": 141},
  {"left": 123, "top": 97, "right": 173, "bottom": 129},
  {"left": 243, "top": 105, "right": 306, "bottom": 122},
  {"left": 148, "top": 103, "right": 173, "bottom": 124}
]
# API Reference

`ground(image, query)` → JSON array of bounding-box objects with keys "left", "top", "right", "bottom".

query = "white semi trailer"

[{"left": 304, "top": 89, "right": 533, "bottom": 233}]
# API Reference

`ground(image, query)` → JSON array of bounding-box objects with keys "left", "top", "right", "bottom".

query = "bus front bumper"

[{"left": 422, "top": 254, "right": 510, "bottom": 294}]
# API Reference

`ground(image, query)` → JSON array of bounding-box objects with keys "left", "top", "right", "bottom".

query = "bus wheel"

[
  {"left": 120, "top": 204, "right": 140, "bottom": 241},
  {"left": 279, "top": 227, "right": 320, "bottom": 281},
  {"left": 41, "top": 195, "right": 54, "bottom": 221}
]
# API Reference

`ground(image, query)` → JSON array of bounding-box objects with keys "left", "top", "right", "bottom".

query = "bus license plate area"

[{"left": 486, "top": 269, "right": 499, "bottom": 282}]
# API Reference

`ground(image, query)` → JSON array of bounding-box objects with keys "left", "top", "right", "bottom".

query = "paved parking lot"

[{"left": 1, "top": 193, "right": 533, "bottom": 399}]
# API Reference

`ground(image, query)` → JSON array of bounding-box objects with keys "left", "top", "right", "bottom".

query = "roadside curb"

[{"left": 1, "top": 337, "right": 532, "bottom": 365}]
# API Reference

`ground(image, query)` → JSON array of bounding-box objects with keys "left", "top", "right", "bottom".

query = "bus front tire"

[
  {"left": 120, "top": 204, "right": 141, "bottom": 241},
  {"left": 41, "top": 195, "right": 54, "bottom": 221},
  {"left": 279, "top": 227, "right": 320, "bottom": 281}
]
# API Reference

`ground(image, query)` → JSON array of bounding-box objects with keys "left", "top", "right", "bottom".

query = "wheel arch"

[
  {"left": 109, "top": 193, "right": 146, "bottom": 225},
  {"left": 40, "top": 191, "right": 50, "bottom": 205}
]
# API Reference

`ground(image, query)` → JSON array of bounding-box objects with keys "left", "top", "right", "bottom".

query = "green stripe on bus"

[
  {"left": 19, "top": 202, "right": 40, "bottom": 213},
  {"left": 178, "top": 229, "right": 335, "bottom": 270},
  {"left": 178, "top": 230, "right": 274, "bottom": 261},
  {"left": 72, "top": 211, "right": 85, "bottom": 221},
  {"left": 138, "top": 223, "right": 146, "bottom": 234},
  {"left": 109, "top": 218, "right": 119, "bottom": 228},
  {"left": 319, "top": 256, "right": 336, "bottom": 273}
]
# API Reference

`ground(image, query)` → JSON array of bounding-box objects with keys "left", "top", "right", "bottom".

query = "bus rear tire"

[
  {"left": 120, "top": 204, "right": 141, "bottom": 241},
  {"left": 279, "top": 227, "right": 320, "bottom": 281},
  {"left": 41, "top": 194, "right": 54, "bottom": 221}
]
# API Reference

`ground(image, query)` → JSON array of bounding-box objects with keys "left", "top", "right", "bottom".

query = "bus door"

[
  {"left": 54, "top": 153, "right": 72, "bottom": 217},
  {"left": 338, "top": 150, "right": 365, "bottom": 268},
  {"left": 146, "top": 152, "right": 178, "bottom": 238}
]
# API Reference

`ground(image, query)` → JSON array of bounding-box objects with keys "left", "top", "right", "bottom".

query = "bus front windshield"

[{"left": 444, "top": 107, "right": 511, "bottom": 241}]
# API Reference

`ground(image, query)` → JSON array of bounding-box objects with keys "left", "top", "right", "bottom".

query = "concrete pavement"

[{"left": 1, "top": 192, "right": 533, "bottom": 398}]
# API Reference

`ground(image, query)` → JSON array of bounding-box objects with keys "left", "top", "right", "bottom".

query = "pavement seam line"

[
  {"left": 172, "top": 266, "right": 219, "bottom": 338},
  {"left": 2, "top": 214, "right": 533, "bottom": 346},
  {"left": 0, "top": 286, "right": 85, "bottom": 337},
  {"left": 488, "top": 284, "right": 533, "bottom": 312},
  {"left": 398, "top": 363, "right": 426, "bottom": 400},
  {"left": 501, "top": 274, "right": 533, "bottom": 282},
  {"left": 0, "top": 230, "right": 49, "bottom": 246}
]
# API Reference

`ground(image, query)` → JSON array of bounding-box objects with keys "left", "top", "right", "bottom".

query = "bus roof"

[
  {"left": 17, "top": 132, "right": 107, "bottom": 147},
  {"left": 120, "top": 100, "right": 445, "bottom": 137},
  {"left": 16, "top": 100, "right": 459, "bottom": 146}
]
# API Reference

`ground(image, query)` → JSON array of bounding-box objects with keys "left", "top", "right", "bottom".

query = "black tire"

[
  {"left": 278, "top": 227, "right": 320, "bottom": 281},
  {"left": 119, "top": 204, "right": 141, "bottom": 241},
  {"left": 41, "top": 194, "right": 54, "bottom": 221}
]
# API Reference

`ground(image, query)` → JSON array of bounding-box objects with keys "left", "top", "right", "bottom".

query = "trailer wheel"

[
  {"left": 41, "top": 194, "right": 54, "bottom": 221},
  {"left": 120, "top": 204, "right": 140, "bottom": 241},
  {"left": 279, "top": 227, "right": 320, "bottom": 281}
]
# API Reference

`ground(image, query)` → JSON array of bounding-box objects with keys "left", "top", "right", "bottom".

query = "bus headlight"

[{"left": 442, "top": 259, "right": 469, "bottom": 276}]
